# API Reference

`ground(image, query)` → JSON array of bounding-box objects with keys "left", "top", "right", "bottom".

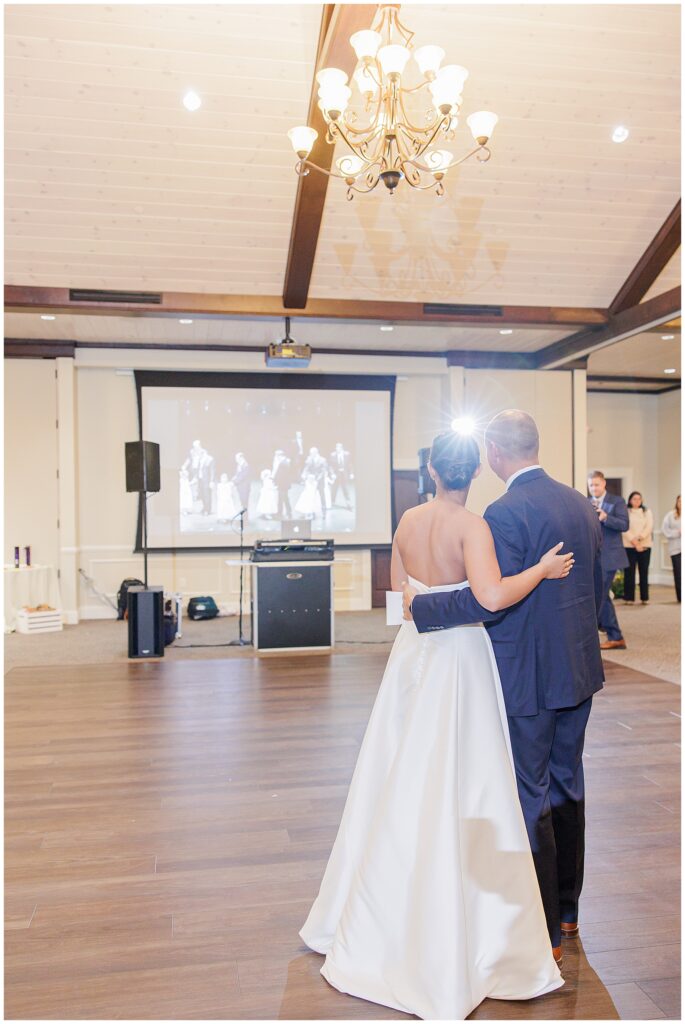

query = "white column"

[
  {"left": 56, "top": 358, "right": 79, "bottom": 624},
  {"left": 572, "top": 368, "right": 588, "bottom": 493}
]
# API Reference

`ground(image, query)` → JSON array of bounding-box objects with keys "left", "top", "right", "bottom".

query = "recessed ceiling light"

[
  {"left": 662, "top": 334, "right": 675, "bottom": 340},
  {"left": 499, "top": 328, "right": 513, "bottom": 335},
  {"left": 664, "top": 368, "right": 677, "bottom": 374},
  {"left": 182, "top": 90, "right": 202, "bottom": 112},
  {"left": 179, "top": 318, "right": 193, "bottom": 324},
  {"left": 40, "top": 314, "right": 56, "bottom": 321},
  {"left": 612, "top": 125, "right": 629, "bottom": 143},
  {"left": 380, "top": 325, "right": 394, "bottom": 332}
]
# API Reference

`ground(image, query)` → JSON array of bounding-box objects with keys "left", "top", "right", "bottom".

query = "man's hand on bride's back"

[
  {"left": 540, "top": 542, "right": 575, "bottom": 579},
  {"left": 402, "top": 582, "right": 418, "bottom": 620}
]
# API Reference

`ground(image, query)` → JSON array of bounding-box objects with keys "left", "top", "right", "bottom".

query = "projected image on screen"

[{"left": 138, "top": 375, "right": 393, "bottom": 549}]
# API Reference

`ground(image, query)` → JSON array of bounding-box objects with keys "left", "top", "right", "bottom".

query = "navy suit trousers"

[
  {"left": 507, "top": 697, "right": 593, "bottom": 948},
  {"left": 598, "top": 569, "right": 624, "bottom": 641}
]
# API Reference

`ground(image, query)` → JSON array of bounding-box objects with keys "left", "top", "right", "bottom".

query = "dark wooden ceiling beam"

[
  {"left": 4, "top": 286, "right": 608, "bottom": 327},
  {"left": 535, "top": 286, "right": 682, "bottom": 369},
  {"left": 282, "top": 4, "right": 377, "bottom": 309},
  {"left": 609, "top": 200, "right": 681, "bottom": 314}
]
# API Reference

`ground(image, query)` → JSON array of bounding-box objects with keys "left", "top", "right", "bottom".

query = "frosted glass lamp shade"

[
  {"left": 336, "top": 154, "right": 365, "bottom": 177},
  {"left": 354, "top": 65, "right": 379, "bottom": 98},
  {"left": 350, "top": 29, "right": 382, "bottom": 61},
  {"left": 467, "top": 110, "right": 498, "bottom": 143},
  {"left": 288, "top": 125, "right": 318, "bottom": 156},
  {"left": 318, "top": 84, "right": 352, "bottom": 116},
  {"left": 429, "top": 80, "right": 459, "bottom": 114},
  {"left": 377, "top": 44, "right": 411, "bottom": 76},
  {"left": 316, "top": 67, "right": 348, "bottom": 90},
  {"left": 413, "top": 45, "right": 445, "bottom": 77},
  {"left": 436, "top": 64, "right": 469, "bottom": 88}
]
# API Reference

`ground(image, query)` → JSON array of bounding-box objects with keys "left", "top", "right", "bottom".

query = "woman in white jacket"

[
  {"left": 662, "top": 495, "right": 681, "bottom": 603},
  {"left": 622, "top": 491, "right": 654, "bottom": 604}
]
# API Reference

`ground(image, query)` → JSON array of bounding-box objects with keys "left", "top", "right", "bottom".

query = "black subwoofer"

[
  {"left": 254, "top": 563, "right": 332, "bottom": 650},
  {"left": 127, "top": 586, "right": 164, "bottom": 658}
]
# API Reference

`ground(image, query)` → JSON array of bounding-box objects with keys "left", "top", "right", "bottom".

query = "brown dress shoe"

[
  {"left": 552, "top": 945, "right": 563, "bottom": 965},
  {"left": 600, "top": 639, "right": 627, "bottom": 650},
  {"left": 561, "top": 922, "right": 579, "bottom": 938}
]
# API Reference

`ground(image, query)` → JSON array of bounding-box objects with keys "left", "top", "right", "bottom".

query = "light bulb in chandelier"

[
  {"left": 467, "top": 110, "right": 498, "bottom": 145},
  {"left": 413, "top": 45, "right": 445, "bottom": 79},
  {"left": 288, "top": 125, "right": 318, "bottom": 158},
  {"left": 316, "top": 67, "right": 348, "bottom": 90},
  {"left": 349, "top": 29, "right": 382, "bottom": 61},
  {"left": 354, "top": 65, "right": 379, "bottom": 99},
  {"left": 377, "top": 43, "right": 411, "bottom": 77}
]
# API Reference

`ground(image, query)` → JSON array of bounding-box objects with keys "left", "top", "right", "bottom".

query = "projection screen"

[{"left": 134, "top": 371, "right": 395, "bottom": 551}]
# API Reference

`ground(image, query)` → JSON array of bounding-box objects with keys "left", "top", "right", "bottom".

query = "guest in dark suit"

[
  {"left": 402, "top": 410, "right": 604, "bottom": 962},
  {"left": 587, "top": 471, "right": 629, "bottom": 650}
]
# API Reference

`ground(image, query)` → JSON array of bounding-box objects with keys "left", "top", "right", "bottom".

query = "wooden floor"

[{"left": 5, "top": 653, "right": 680, "bottom": 1020}]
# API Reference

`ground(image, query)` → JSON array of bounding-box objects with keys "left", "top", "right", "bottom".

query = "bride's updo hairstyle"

[{"left": 429, "top": 431, "right": 481, "bottom": 491}]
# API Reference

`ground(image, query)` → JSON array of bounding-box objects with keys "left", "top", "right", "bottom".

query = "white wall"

[
  {"left": 461, "top": 368, "right": 576, "bottom": 514},
  {"left": 587, "top": 390, "right": 681, "bottom": 583},
  {"left": 4, "top": 360, "right": 59, "bottom": 569}
]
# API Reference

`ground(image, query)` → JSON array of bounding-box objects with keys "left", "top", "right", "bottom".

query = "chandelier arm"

[
  {"left": 404, "top": 143, "right": 490, "bottom": 174},
  {"left": 399, "top": 79, "right": 433, "bottom": 97},
  {"left": 295, "top": 158, "right": 364, "bottom": 182},
  {"left": 390, "top": 7, "right": 415, "bottom": 48},
  {"left": 341, "top": 71, "right": 385, "bottom": 137},
  {"left": 396, "top": 91, "right": 442, "bottom": 136},
  {"left": 406, "top": 112, "right": 451, "bottom": 161}
]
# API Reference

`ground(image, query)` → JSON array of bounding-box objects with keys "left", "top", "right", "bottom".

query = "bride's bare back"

[
  {"left": 392, "top": 497, "right": 479, "bottom": 588},
  {"left": 392, "top": 492, "right": 574, "bottom": 612}
]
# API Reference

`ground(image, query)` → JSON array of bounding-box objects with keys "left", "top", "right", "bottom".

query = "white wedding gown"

[{"left": 300, "top": 578, "right": 564, "bottom": 1020}]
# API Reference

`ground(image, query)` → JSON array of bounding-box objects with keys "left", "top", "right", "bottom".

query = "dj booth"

[{"left": 243, "top": 538, "right": 334, "bottom": 653}]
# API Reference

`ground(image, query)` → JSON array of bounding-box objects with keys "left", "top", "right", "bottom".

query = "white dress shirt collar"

[{"left": 505, "top": 464, "right": 542, "bottom": 491}]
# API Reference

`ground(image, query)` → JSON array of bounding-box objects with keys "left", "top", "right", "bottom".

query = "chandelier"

[{"left": 287, "top": 5, "right": 498, "bottom": 199}]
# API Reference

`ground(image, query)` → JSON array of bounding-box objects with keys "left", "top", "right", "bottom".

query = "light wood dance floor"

[{"left": 5, "top": 652, "right": 680, "bottom": 1019}]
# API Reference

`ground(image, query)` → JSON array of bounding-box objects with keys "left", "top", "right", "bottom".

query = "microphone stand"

[{"left": 229, "top": 508, "right": 251, "bottom": 647}]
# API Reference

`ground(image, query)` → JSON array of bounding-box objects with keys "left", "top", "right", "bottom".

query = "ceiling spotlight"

[
  {"left": 664, "top": 368, "right": 677, "bottom": 374},
  {"left": 499, "top": 328, "right": 513, "bottom": 335},
  {"left": 451, "top": 416, "right": 476, "bottom": 436},
  {"left": 662, "top": 334, "right": 675, "bottom": 340},
  {"left": 183, "top": 90, "right": 202, "bottom": 112},
  {"left": 380, "top": 325, "right": 394, "bottom": 332},
  {"left": 179, "top": 319, "right": 193, "bottom": 324},
  {"left": 40, "top": 314, "right": 56, "bottom": 321},
  {"left": 612, "top": 125, "right": 629, "bottom": 143}
]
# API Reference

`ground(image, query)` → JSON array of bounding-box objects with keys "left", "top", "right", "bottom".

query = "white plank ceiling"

[{"left": 5, "top": 3, "right": 681, "bottom": 310}]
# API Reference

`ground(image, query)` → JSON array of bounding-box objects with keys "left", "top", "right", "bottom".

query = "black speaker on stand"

[{"left": 125, "top": 440, "right": 163, "bottom": 657}]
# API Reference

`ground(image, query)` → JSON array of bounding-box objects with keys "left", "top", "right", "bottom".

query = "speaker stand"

[
  {"left": 229, "top": 508, "right": 251, "bottom": 647},
  {"left": 142, "top": 489, "right": 149, "bottom": 589}
]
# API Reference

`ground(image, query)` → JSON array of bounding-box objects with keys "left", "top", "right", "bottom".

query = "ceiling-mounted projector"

[{"left": 265, "top": 317, "right": 311, "bottom": 367}]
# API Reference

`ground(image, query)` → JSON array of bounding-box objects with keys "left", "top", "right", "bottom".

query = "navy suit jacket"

[
  {"left": 412, "top": 469, "right": 605, "bottom": 716},
  {"left": 590, "top": 493, "right": 629, "bottom": 572}
]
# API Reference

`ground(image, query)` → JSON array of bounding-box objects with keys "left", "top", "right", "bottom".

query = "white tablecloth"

[{"left": 4, "top": 565, "right": 62, "bottom": 632}]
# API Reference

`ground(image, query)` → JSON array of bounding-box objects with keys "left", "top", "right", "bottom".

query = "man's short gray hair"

[{"left": 485, "top": 409, "right": 540, "bottom": 458}]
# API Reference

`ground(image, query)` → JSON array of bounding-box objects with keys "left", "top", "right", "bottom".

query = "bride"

[{"left": 300, "top": 430, "right": 570, "bottom": 1020}]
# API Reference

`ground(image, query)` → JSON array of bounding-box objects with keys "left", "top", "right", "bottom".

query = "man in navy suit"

[
  {"left": 402, "top": 410, "right": 604, "bottom": 963},
  {"left": 587, "top": 470, "right": 629, "bottom": 650}
]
